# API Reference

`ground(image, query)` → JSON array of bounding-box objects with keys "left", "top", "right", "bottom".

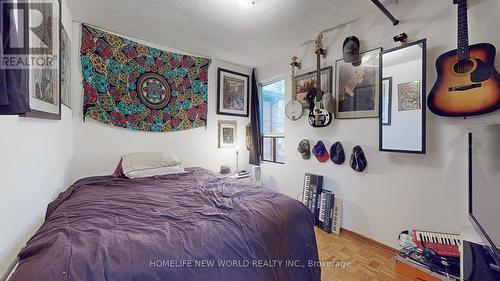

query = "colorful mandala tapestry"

[{"left": 80, "top": 24, "right": 211, "bottom": 132}]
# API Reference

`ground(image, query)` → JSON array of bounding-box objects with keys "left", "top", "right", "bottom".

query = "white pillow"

[
  {"left": 125, "top": 165, "right": 186, "bottom": 179},
  {"left": 121, "top": 152, "right": 181, "bottom": 174}
]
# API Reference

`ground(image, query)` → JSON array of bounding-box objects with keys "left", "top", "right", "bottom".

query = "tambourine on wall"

[{"left": 285, "top": 56, "right": 303, "bottom": 121}]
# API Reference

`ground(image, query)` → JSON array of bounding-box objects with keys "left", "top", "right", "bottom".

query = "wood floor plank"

[{"left": 315, "top": 228, "right": 412, "bottom": 281}]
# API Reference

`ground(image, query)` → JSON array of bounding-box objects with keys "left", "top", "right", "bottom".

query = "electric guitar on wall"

[
  {"left": 427, "top": 0, "right": 500, "bottom": 117},
  {"left": 307, "top": 33, "right": 332, "bottom": 127}
]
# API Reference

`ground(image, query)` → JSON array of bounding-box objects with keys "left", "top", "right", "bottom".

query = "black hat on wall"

[
  {"left": 297, "top": 139, "right": 311, "bottom": 159},
  {"left": 330, "top": 142, "right": 345, "bottom": 165},
  {"left": 350, "top": 145, "right": 367, "bottom": 172},
  {"left": 343, "top": 36, "right": 360, "bottom": 64}
]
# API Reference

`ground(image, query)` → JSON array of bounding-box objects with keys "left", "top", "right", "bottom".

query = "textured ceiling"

[{"left": 67, "top": 0, "right": 383, "bottom": 67}]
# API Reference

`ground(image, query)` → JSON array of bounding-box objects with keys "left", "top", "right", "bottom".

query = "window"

[{"left": 260, "top": 80, "right": 285, "bottom": 164}]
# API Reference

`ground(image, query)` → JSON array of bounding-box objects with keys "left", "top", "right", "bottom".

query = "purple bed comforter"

[{"left": 9, "top": 168, "right": 320, "bottom": 281}]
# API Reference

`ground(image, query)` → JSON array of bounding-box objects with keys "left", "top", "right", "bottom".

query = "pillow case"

[
  {"left": 121, "top": 152, "right": 181, "bottom": 174},
  {"left": 112, "top": 159, "right": 125, "bottom": 178},
  {"left": 125, "top": 165, "right": 186, "bottom": 179}
]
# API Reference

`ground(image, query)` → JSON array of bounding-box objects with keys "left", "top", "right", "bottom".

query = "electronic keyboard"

[
  {"left": 331, "top": 198, "right": 342, "bottom": 234},
  {"left": 318, "top": 191, "right": 334, "bottom": 233},
  {"left": 412, "top": 230, "right": 461, "bottom": 257},
  {"left": 301, "top": 173, "right": 323, "bottom": 224}
]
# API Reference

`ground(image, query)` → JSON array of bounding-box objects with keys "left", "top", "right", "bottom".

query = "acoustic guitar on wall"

[{"left": 427, "top": 0, "right": 500, "bottom": 117}]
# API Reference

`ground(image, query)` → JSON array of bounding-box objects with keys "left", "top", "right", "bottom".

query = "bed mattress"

[{"left": 9, "top": 168, "right": 320, "bottom": 281}]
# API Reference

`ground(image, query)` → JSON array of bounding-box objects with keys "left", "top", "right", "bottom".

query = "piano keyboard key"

[{"left": 412, "top": 230, "right": 461, "bottom": 257}]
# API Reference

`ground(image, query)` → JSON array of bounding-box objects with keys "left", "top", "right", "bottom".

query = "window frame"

[
  {"left": 259, "top": 78, "right": 285, "bottom": 165},
  {"left": 260, "top": 136, "right": 285, "bottom": 164}
]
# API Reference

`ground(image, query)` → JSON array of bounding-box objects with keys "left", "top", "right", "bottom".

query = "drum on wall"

[
  {"left": 286, "top": 56, "right": 303, "bottom": 121},
  {"left": 285, "top": 100, "right": 304, "bottom": 121}
]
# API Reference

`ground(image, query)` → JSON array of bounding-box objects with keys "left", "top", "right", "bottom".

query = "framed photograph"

[
  {"left": 24, "top": 0, "right": 62, "bottom": 119},
  {"left": 218, "top": 120, "right": 237, "bottom": 148},
  {"left": 398, "top": 81, "right": 421, "bottom": 111},
  {"left": 294, "top": 67, "right": 332, "bottom": 108},
  {"left": 60, "top": 26, "right": 71, "bottom": 109},
  {"left": 217, "top": 68, "right": 249, "bottom": 117},
  {"left": 335, "top": 48, "right": 381, "bottom": 119},
  {"left": 381, "top": 77, "right": 392, "bottom": 125}
]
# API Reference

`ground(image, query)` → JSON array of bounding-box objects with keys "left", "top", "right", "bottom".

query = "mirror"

[{"left": 379, "top": 39, "right": 426, "bottom": 154}]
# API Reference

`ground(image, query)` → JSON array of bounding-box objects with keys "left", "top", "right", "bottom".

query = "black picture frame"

[
  {"left": 379, "top": 39, "right": 427, "bottom": 154},
  {"left": 381, "top": 77, "right": 392, "bottom": 125},
  {"left": 217, "top": 68, "right": 250, "bottom": 117},
  {"left": 22, "top": 0, "right": 62, "bottom": 120}
]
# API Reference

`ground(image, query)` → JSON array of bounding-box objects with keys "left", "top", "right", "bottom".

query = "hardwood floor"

[{"left": 315, "top": 228, "right": 412, "bottom": 281}]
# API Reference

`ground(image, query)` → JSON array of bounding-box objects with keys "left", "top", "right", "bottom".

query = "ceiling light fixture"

[{"left": 237, "top": 0, "right": 255, "bottom": 8}]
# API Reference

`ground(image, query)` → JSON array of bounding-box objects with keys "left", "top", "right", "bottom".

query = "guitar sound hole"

[{"left": 453, "top": 59, "right": 474, "bottom": 74}]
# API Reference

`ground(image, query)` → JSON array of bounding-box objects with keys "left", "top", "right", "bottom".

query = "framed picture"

[
  {"left": 335, "top": 48, "right": 381, "bottom": 119},
  {"left": 294, "top": 67, "right": 332, "bottom": 108},
  {"left": 24, "top": 0, "right": 62, "bottom": 119},
  {"left": 398, "top": 81, "right": 421, "bottom": 111},
  {"left": 381, "top": 77, "right": 392, "bottom": 125},
  {"left": 218, "top": 120, "right": 237, "bottom": 148},
  {"left": 61, "top": 26, "right": 71, "bottom": 109},
  {"left": 217, "top": 68, "right": 249, "bottom": 117}
]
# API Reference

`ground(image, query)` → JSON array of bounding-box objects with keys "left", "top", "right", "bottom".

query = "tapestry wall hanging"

[{"left": 80, "top": 24, "right": 212, "bottom": 132}]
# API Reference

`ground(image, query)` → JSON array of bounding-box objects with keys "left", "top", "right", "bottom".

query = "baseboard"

[{"left": 340, "top": 227, "right": 399, "bottom": 255}]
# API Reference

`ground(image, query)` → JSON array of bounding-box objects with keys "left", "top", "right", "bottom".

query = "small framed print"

[
  {"left": 398, "top": 81, "right": 421, "bottom": 111},
  {"left": 218, "top": 120, "right": 237, "bottom": 148},
  {"left": 381, "top": 77, "right": 392, "bottom": 125},
  {"left": 61, "top": 26, "right": 71, "bottom": 109},
  {"left": 217, "top": 68, "right": 250, "bottom": 117}
]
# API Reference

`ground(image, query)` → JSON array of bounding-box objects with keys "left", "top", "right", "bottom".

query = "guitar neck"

[
  {"left": 456, "top": 0, "right": 470, "bottom": 60},
  {"left": 316, "top": 50, "right": 322, "bottom": 99}
]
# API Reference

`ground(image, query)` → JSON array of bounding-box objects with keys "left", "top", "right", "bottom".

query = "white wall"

[
  {"left": 0, "top": 2, "right": 74, "bottom": 278},
  {"left": 68, "top": 23, "right": 252, "bottom": 181},
  {"left": 256, "top": 0, "right": 500, "bottom": 248}
]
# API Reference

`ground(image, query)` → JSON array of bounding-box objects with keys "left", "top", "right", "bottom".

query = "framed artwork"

[
  {"left": 218, "top": 120, "right": 237, "bottom": 148},
  {"left": 398, "top": 81, "right": 421, "bottom": 111},
  {"left": 335, "top": 48, "right": 381, "bottom": 119},
  {"left": 381, "top": 77, "right": 392, "bottom": 125},
  {"left": 24, "top": 0, "right": 62, "bottom": 119},
  {"left": 61, "top": 26, "right": 71, "bottom": 109},
  {"left": 294, "top": 67, "right": 332, "bottom": 108},
  {"left": 217, "top": 68, "right": 250, "bottom": 117}
]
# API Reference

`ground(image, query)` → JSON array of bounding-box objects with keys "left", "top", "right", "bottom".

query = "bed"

[{"left": 8, "top": 168, "right": 320, "bottom": 281}]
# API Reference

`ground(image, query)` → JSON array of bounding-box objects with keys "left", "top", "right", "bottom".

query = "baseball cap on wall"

[
  {"left": 312, "top": 141, "right": 329, "bottom": 162},
  {"left": 297, "top": 139, "right": 311, "bottom": 160},
  {"left": 343, "top": 36, "right": 360, "bottom": 64},
  {"left": 350, "top": 145, "right": 368, "bottom": 172},
  {"left": 330, "top": 141, "right": 345, "bottom": 165}
]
